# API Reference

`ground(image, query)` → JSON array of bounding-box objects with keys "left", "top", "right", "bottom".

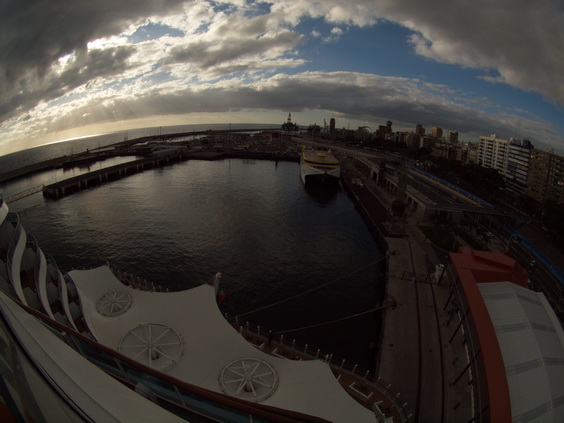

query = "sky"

[{"left": 1, "top": 0, "right": 563, "bottom": 157}]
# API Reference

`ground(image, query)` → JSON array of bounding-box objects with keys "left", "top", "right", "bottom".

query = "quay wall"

[
  {"left": 43, "top": 149, "right": 298, "bottom": 199},
  {"left": 340, "top": 176, "right": 391, "bottom": 394}
]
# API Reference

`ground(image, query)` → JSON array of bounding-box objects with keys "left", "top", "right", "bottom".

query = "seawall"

[
  {"left": 43, "top": 149, "right": 299, "bottom": 199},
  {"left": 341, "top": 167, "right": 474, "bottom": 422}
]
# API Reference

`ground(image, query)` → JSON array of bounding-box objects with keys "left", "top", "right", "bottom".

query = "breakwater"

[{"left": 43, "top": 149, "right": 298, "bottom": 199}]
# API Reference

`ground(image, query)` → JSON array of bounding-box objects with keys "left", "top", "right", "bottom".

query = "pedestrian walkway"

[
  {"left": 376, "top": 237, "right": 473, "bottom": 422},
  {"left": 356, "top": 177, "right": 475, "bottom": 422}
]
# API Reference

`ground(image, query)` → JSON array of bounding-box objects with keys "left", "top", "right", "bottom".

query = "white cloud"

[
  {"left": 383, "top": 0, "right": 564, "bottom": 104},
  {"left": 5, "top": 70, "right": 561, "bottom": 152},
  {"left": 0, "top": 0, "right": 563, "bottom": 156},
  {"left": 322, "top": 27, "right": 345, "bottom": 43}
]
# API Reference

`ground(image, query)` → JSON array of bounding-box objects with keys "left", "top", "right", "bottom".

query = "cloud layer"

[{"left": 1, "top": 0, "right": 562, "bottom": 155}]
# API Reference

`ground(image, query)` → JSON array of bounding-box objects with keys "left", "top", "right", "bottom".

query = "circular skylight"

[
  {"left": 219, "top": 358, "right": 278, "bottom": 402},
  {"left": 96, "top": 291, "right": 132, "bottom": 316},
  {"left": 119, "top": 323, "right": 183, "bottom": 371}
]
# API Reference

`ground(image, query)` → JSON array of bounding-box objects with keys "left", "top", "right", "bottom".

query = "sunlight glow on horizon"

[{"left": 41, "top": 132, "right": 107, "bottom": 147}]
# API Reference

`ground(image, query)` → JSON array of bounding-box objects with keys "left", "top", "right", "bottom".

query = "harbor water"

[{"left": 1, "top": 138, "right": 384, "bottom": 369}]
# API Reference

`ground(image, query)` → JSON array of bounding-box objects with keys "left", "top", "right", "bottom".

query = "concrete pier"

[
  {"left": 42, "top": 151, "right": 211, "bottom": 199},
  {"left": 342, "top": 168, "right": 474, "bottom": 422},
  {"left": 42, "top": 149, "right": 298, "bottom": 199}
]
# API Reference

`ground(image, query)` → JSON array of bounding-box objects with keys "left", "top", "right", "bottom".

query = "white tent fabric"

[
  {"left": 0, "top": 290, "right": 186, "bottom": 423},
  {"left": 69, "top": 266, "right": 376, "bottom": 422},
  {"left": 479, "top": 281, "right": 564, "bottom": 422}
]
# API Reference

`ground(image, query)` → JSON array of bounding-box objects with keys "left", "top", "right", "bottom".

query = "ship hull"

[
  {"left": 300, "top": 150, "right": 340, "bottom": 185},
  {"left": 300, "top": 162, "right": 341, "bottom": 184}
]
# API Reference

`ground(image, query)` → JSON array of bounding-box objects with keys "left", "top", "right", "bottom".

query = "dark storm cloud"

[
  {"left": 379, "top": 0, "right": 564, "bottom": 105},
  {"left": 2, "top": 0, "right": 563, "bottom": 156},
  {"left": 0, "top": 0, "right": 184, "bottom": 119},
  {"left": 47, "top": 71, "right": 560, "bottom": 147},
  {"left": 0, "top": 45, "right": 136, "bottom": 121},
  {"left": 0, "top": 0, "right": 183, "bottom": 78}
]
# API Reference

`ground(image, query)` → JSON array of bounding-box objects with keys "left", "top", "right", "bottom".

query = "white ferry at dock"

[{"left": 300, "top": 149, "right": 340, "bottom": 184}]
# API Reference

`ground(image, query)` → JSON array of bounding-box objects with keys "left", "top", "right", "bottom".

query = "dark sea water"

[{"left": 0, "top": 129, "right": 384, "bottom": 370}]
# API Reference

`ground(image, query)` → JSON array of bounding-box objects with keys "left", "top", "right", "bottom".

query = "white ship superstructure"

[
  {"left": 0, "top": 198, "right": 403, "bottom": 422},
  {"left": 300, "top": 149, "right": 340, "bottom": 184}
]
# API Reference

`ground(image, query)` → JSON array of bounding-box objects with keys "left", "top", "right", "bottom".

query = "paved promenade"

[{"left": 347, "top": 174, "right": 475, "bottom": 422}]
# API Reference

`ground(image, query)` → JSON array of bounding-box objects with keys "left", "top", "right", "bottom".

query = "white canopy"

[
  {"left": 0, "top": 290, "right": 185, "bottom": 423},
  {"left": 480, "top": 281, "right": 564, "bottom": 422},
  {"left": 69, "top": 266, "right": 375, "bottom": 422}
]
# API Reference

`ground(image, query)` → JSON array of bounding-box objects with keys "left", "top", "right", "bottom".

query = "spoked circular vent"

[
  {"left": 96, "top": 291, "right": 132, "bottom": 317},
  {"left": 119, "top": 323, "right": 183, "bottom": 371},
  {"left": 219, "top": 358, "right": 278, "bottom": 402}
]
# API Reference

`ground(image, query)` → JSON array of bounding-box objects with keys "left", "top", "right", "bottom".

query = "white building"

[
  {"left": 478, "top": 134, "right": 509, "bottom": 172},
  {"left": 478, "top": 134, "right": 532, "bottom": 195}
]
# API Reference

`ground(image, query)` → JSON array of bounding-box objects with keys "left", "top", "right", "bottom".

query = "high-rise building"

[
  {"left": 446, "top": 131, "right": 459, "bottom": 144},
  {"left": 432, "top": 126, "right": 443, "bottom": 139},
  {"left": 505, "top": 138, "right": 532, "bottom": 195},
  {"left": 478, "top": 134, "right": 534, "bottom": 196},
  {"left": 329, "top": 118, "right": 336, "bottom": 133},
  {"left": 415, "top": 124, "right": 425, "bottom": 136},
  {"left": 478, "top": 134, "right": 509, "bottom": 173},
  {"left": 526, "top": 149, "right": 564, "bottom": 204},
  {"left": 465, "top": 142, "right": 479, "bottom": 164}
]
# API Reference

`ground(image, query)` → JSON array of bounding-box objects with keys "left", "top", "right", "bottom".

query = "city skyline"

[{"left": 1, "top": 0, "right": 563, "bottom": 157}]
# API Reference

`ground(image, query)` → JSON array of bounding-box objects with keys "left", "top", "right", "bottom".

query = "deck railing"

[
  {"left": 5, "top": 298, "right": 332, "bottom": 423},
  {"left": 226, "top": 315, "right": 412, "bottom": 422}
]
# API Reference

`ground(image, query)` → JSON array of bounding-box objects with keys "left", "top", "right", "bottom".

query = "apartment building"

[
  {"left": 478, "top": 134, "right": 509, "bottom": 172},
  {"left": 505, "top": 139, "right": 532, "bottom": 195},
  {"left": 478, "top": 135, "right": 533, "bottom": 195},
  {"left": 526, "top": 148, "right": 564, "bottom": 204}
]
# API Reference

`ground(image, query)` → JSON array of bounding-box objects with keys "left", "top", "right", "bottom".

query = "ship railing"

[
  {"left": 226, "top": 315, "right": 412, "bottom": 423},
  {"left": 8, "top": 298, "right": 331, "bottom": 423},
  {"left": 111, "top": 267, "right": 170, "bottom": 292}
]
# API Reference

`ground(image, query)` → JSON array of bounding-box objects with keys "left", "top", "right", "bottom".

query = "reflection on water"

[
  {"left": 304, "top": 181, "right": 341, "bottom": 205},
  {"left": 4, "top": 158, "right": 384, "bottom": 369}
]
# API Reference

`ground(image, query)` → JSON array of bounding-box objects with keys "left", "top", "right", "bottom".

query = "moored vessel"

[{"left": 300, "top": 149, "right": 340, "bottom": 185}]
